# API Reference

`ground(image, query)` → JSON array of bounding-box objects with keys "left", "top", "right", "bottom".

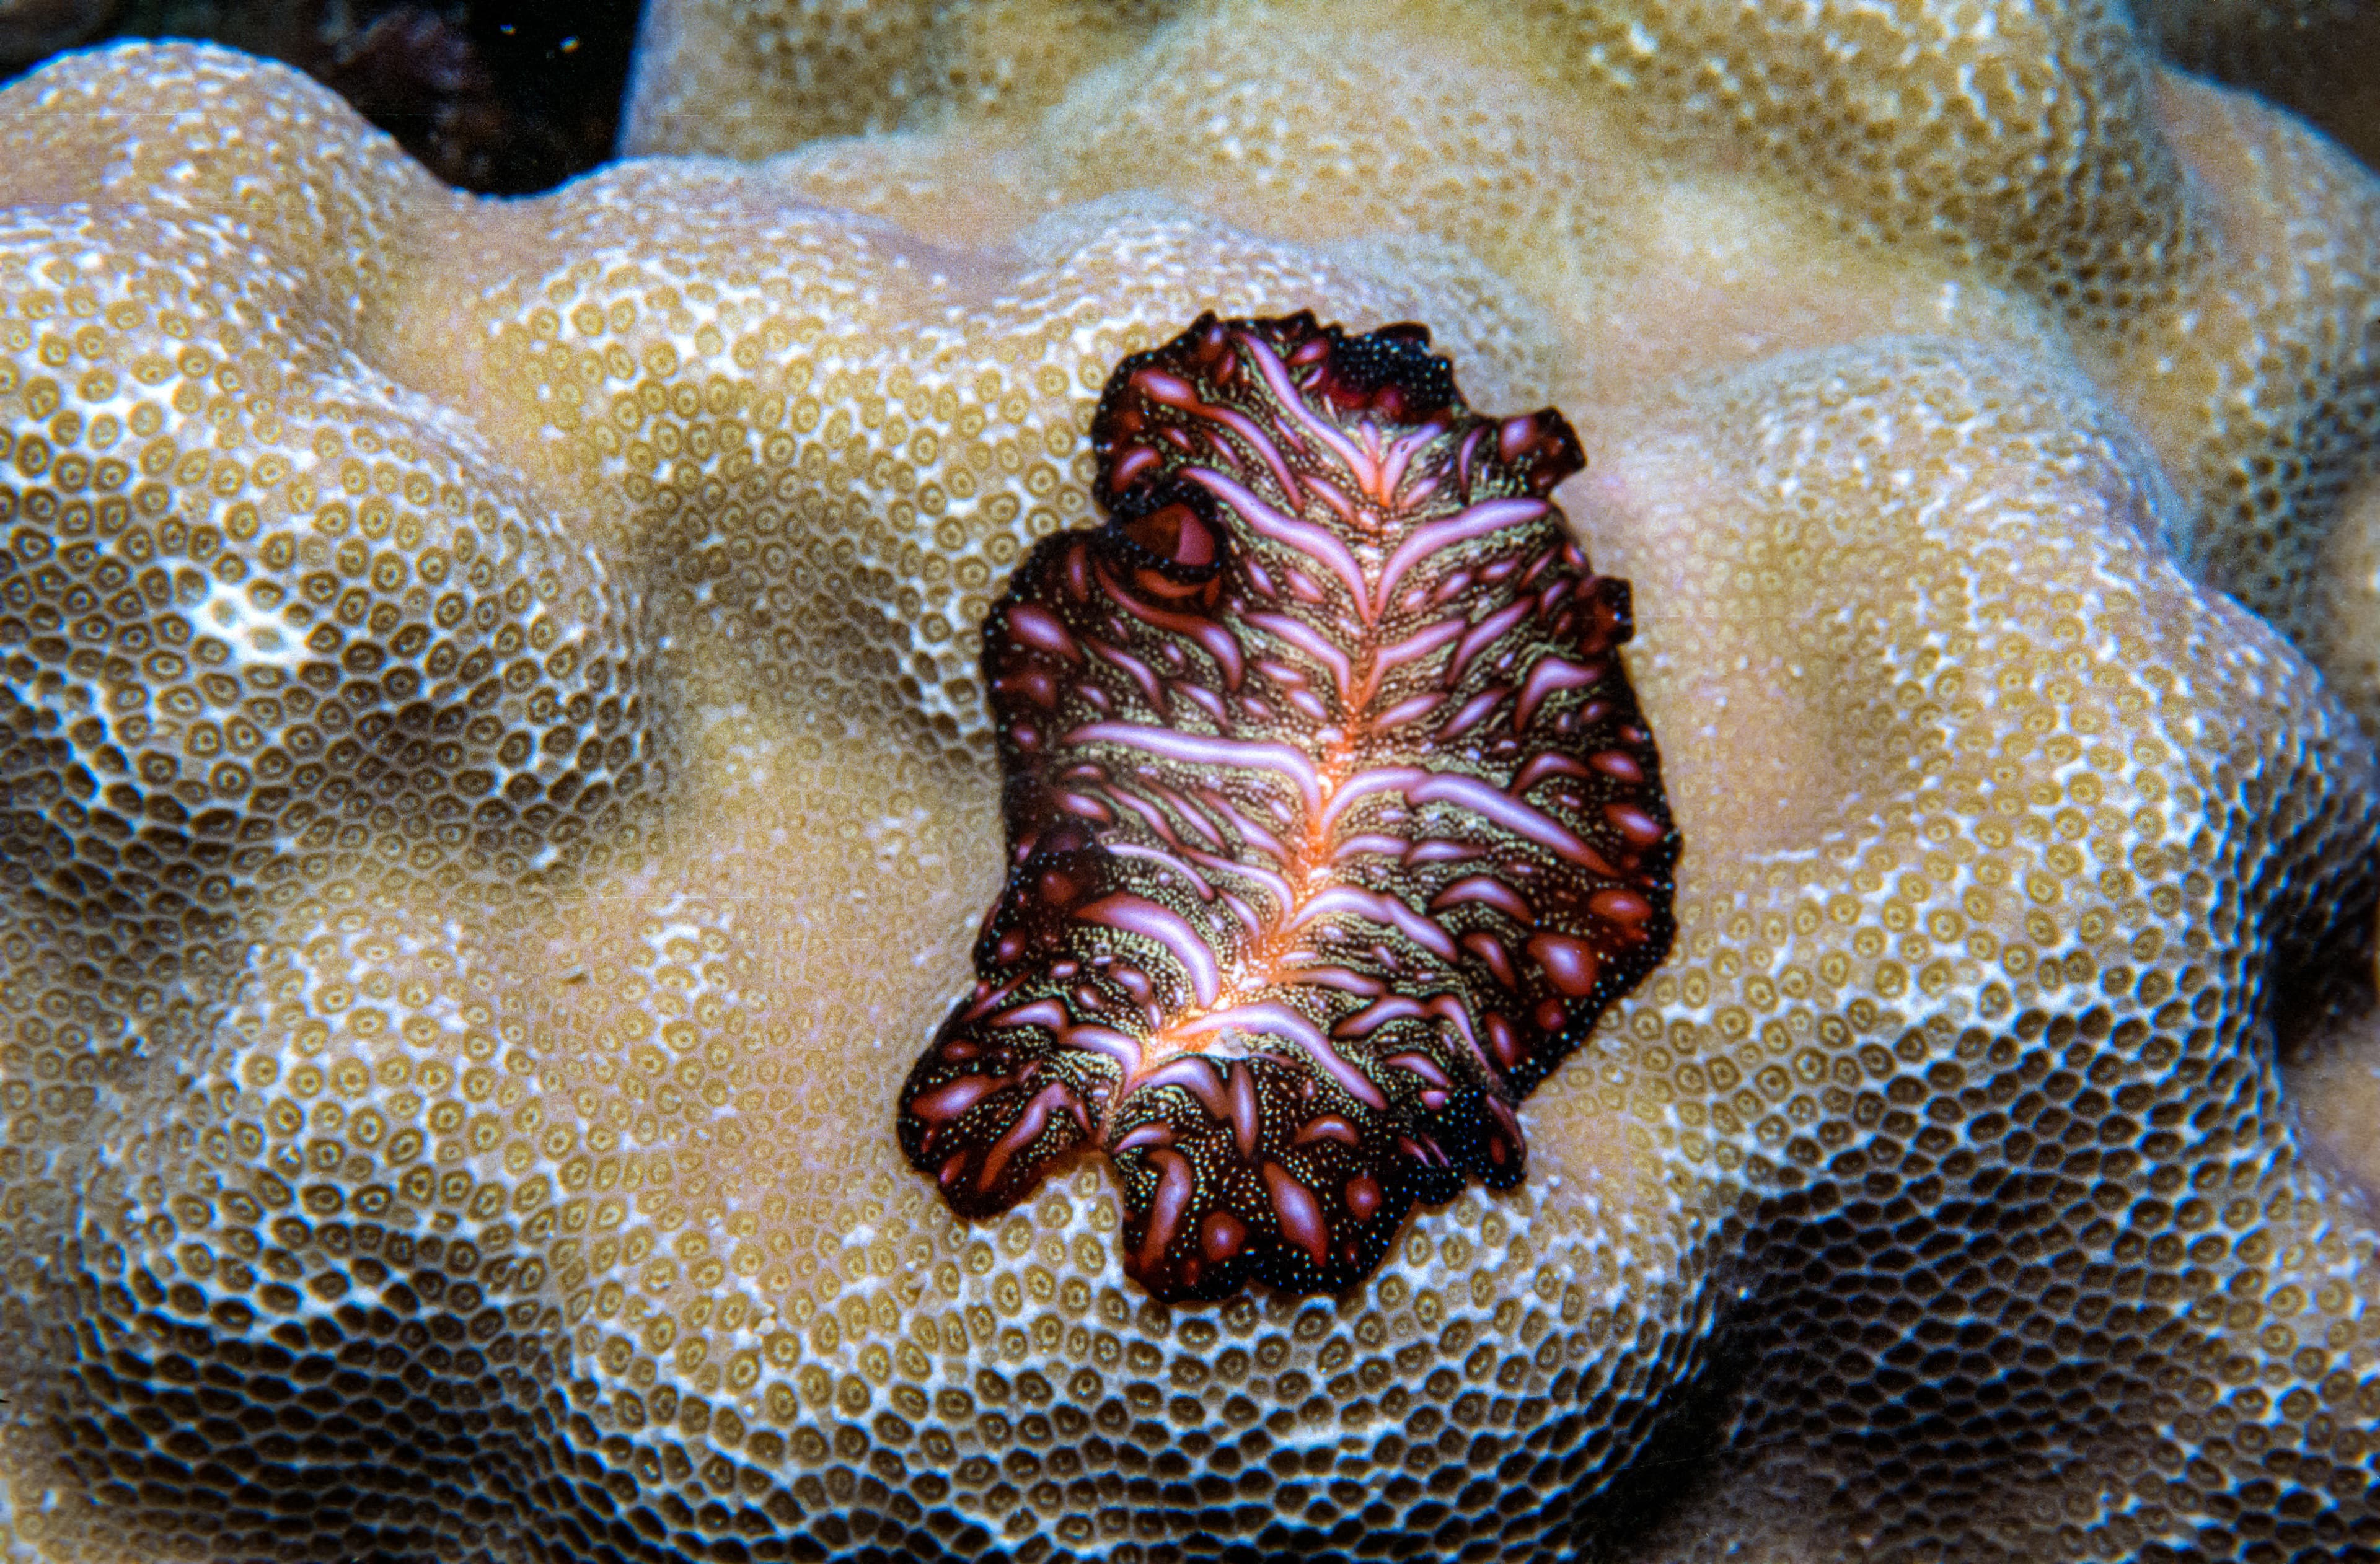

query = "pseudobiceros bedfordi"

[{"left": 898, "top": 314, "right": 1679, "bottom": 1303}]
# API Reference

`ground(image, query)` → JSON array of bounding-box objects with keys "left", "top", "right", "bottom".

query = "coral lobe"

[{"left": 901, "top": 314, "right": 1677, "bottom": 1301}]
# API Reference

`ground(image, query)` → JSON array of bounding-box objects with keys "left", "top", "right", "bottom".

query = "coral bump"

[{"left": 897, "top": 313, "right": 1680, "bottom": 1301}]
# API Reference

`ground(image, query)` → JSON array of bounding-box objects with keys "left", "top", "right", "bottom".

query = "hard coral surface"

[{"left": 0, "top": 2, "right": 2375, "bottom": 1563}]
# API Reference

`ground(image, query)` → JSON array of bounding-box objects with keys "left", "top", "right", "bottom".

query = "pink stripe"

[
  {"left": 1375, "top": 692, "right": 1442, "bottom": 729},
  {"left": 1006, "top": 604, "right": 1080, "bottom": 661},
  {"left": 1373, "top": 617, "right": 1465, "bottom": 675},
  {"left": 1178, "top": 683, "right": 1229, "bottom": 725},
  {"left": 1334, "top": 994, "right": 1427, "bottom": 1038},
  {"left": 1108, "top": 840, "right": 1215, "bottom": 900},
  {"left": 1514, "top": 656, "right": 1602, "bottom": 730},
  {"left": 1090, "top": 642, "right": 1165, "bottom": 710},
  {"left": 1320, "top": 766, "right": 1615, "bottom": 874},
  {"left": 1193, "top": 786, "right": 1289, "bottom": 862},
  {"left": 1137, "top": 1148, "right": 1195, "bottom": 1273},
  {"left": 1181, "top": 843, "right": 1293, "bottom": 918},
  {"left": 1227, "top": 1063, "right": 1261, "bottom": 1160},
  {"left": 1426, "top": 993, "right": 1494, "bottom": 1076},
  {"left": 1113, "top": 1121, "right": 1173, "bottom": 1152},
  {"left": 1167, "top": 1002, "right": 1389, "bottom": 1110},
  {"left": 1401, "top": 1134, "right": 1450, "bottom": 1167},
  {"left": 1374, "top": 420, "right": 1448, "bottom": 502},
  {"left": 1331, "top": 832, "right": 1406, "bottom": 861},
  {"left": 1429, "top": 875, "right": 1533, "bottom": 921},
  {"left": 1191, "top": 467, "right": 1370, "bottom": 608},
  {"left": 1243, "top": 333, "right": 1377, "bottom": 491},
  {"left": 991, "top": 999, "right": 1070, "bottom": 1032},
  {"left": 1141, "top": 1057, "right": 1228, "bottom": 1117},
  {"left": 1064, "top": 1024, "right": 1144, "bottom": 1071},
  {"left": 1385, "top": 1052, "right": 1455, "bottom": 1090},
  {"left": 1405, "top": 772, "right": 1610, "bottom": 871},
  {"left": 1302, "top": 472, "right": 1360, "bottom": 525},
  {"left": 1302, "top": 1034, "right": 1390, "bottom": 1111},
  {"left": 1207, "top": 406, "right": 1303, "bottom": 495},
  {"left": 1317, "top": 767, "right": 1416, "bottom": 833},
  {"left": 1450, "top": 599, "right": 1531, "bottom": 683},
  {"left": 1513, "top": 753, "right": 1592, "bottom": 791},
  {"left": 1295, "top": 1115, "right": 1361, "bottom": 1146},
  {"left": 1170, "top": 1001, "right": 1322, "bottom": 1047},
  {"left": 958, "top": 975, "right": 1026, "bottom": 1022},
  {"left": 1295, "top": 965, "right": 1385, "bottom": 996},
  {"left": 1375, "top": 498, "right": 1545, "bottom": 609},
  {"left": 1107, "top": 787, "right": 1183, "bottom": 846},
  {"left": 1488, "top": 1096, "right": 1525, "bottom": 1149},
  {"left": 1083, "top": 894, "right": 1221, "bottom": 1008},
  {"left": 991, "top": 998, "right": 1142, "bottom": 1069},
  {"left": 1070, "top": 722, "right": 1321, "bottom": 816},
  {"left": 1134, "top": 370, "right": 1305, "bottom": 499},
  {"left": 1292, "top": 884, "right": 1460, "bottom": 960},
  {"left": 978, "top": 1082, "right": 1085, "bottom": 1192},
  {"left": 909, "top": 1076, "right": 999, "bottom": 1125},
  {"left": 1137, "top": 370, "right": 1196, "bottom": 402},
  {"left": 1148, "top": 783, "right": 1228, "bottom": 849},
  {"left": 1185, "top": 620, "right": 1245, "bottom": 690},
  {"left": 1465, "top": 933, "right": 1518, "bottom": 990},
  {"left": 1436, "top": 689, "right": 1505, "bottom": 740},
  {"left": 1262, "top": 1161, "right": 1331, "bottom": 1268},
  {"left": 1244, "top": 610, "right": 1353, "bottom": 701}
]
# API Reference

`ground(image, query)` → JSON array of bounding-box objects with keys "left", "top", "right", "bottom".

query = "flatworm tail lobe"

[{"left": 897, "top": 313, "right": 1678, "bottom": 1302}]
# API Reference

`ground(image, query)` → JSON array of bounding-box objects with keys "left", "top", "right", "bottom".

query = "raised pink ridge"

[{"left": 897, "top": 312, "right": 1678, "bottom": 1301}]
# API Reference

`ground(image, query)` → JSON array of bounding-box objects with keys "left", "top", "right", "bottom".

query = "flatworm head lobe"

[{"left": 898, "top": 312, "right": 1678, "bottom": 1302}]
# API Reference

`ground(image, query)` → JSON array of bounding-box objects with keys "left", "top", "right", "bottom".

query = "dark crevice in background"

[
  {"left": 2139, "top": 1, "right": 2380, "bottom": 173},
  {"left": 0, "top": 1, "right": 644, "bottom": 195},
  {"left": 2, "top": 2, "right": 2379, "bottom": 195}
]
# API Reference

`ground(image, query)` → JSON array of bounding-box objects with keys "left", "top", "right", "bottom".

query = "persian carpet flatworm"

[{"left": 898, "top": 312, "right": 1678, "bottom": 1301}]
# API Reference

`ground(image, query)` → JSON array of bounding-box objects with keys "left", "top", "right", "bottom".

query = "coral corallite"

[{"left": 1, "top": 1, "right": 2379, "bottom": 1561}]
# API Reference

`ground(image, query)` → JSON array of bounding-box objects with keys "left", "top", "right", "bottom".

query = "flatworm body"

[{"left": 899, "top": 313, "right": 1678, "bottom": 1302}]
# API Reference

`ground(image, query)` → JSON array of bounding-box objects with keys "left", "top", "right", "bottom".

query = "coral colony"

[{"left": 3, "top": 1, "right": 2380, "bottom": 1560}]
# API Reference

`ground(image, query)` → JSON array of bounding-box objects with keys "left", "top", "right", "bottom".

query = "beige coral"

[{"left": 0, "top": 0, "right": 2376, "bottom": 1560}]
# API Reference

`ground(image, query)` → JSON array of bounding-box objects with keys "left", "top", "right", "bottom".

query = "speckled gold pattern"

[{"left": 0, "top": 0, "right": 2377, "bottom": 1558}]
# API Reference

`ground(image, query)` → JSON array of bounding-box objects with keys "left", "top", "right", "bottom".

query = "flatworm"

[{"left": 899, "top": 312, "right": 1678, "bottom": 1302}]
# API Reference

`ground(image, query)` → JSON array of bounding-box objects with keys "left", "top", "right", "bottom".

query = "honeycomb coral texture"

[{"left": 2, "top": 1, "right": 2380, "bottom": 1561}]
